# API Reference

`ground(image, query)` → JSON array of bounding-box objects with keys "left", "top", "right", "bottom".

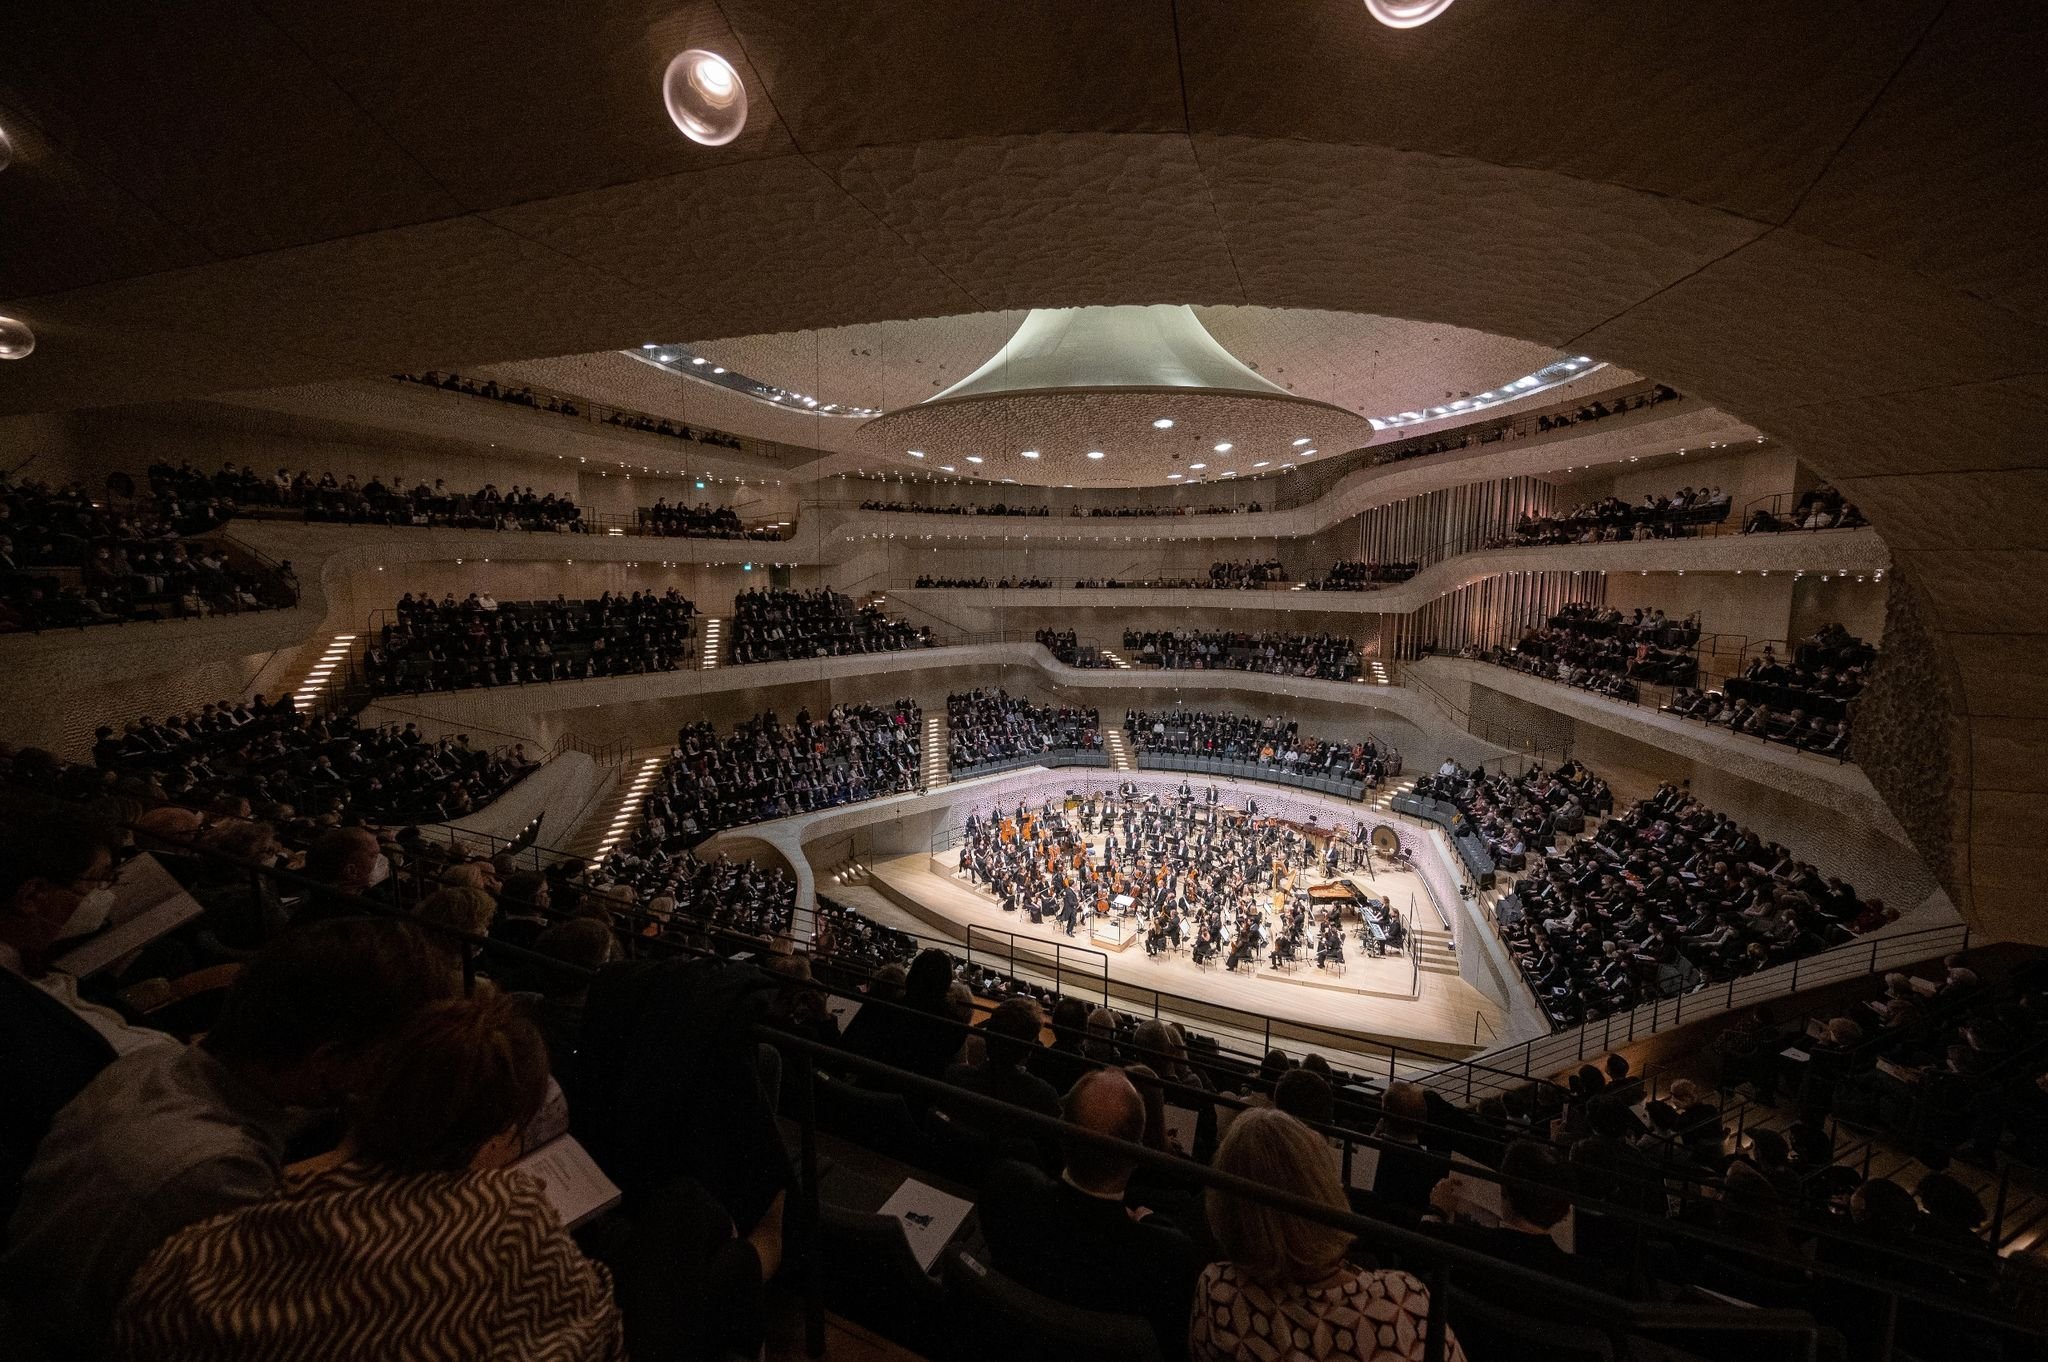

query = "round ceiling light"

[
  {"left": 664, "top": 50, "right": 748, "bottom": 147},
  {"left": 1151, "top": 418, "right": 1174, "bottom": 429},
  {"left": 1189, "top": 462, "right": 1207, "bottom": 471},
  {"left": 965, "top": 455, "right": 984, "bottom": 464},
  {"left": 907, "top": 450, "right": 925, "bottom": 458},
  {"left": 1292, "top": 437, "right": 1311, "bottom": 446},
  {"left": 1364, "top": 0, "right": 1456, "bottom": 29},
  {"left": 0, "top": 316, "right": 35, "bottom": 360},
  {"left": 1213, "top": 442, "right": 1233, "bottom": 453},
  {"left": 1020, "top": 449, "right": 1040, "bottom": 459},
  {"left": 1086, "top": 450, "right": 1105, "bottom": 460}
]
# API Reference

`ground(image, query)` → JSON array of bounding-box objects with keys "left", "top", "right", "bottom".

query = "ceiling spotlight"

[
  {"left": 0, "top": 316, "right": 34, "bottom": 360},
  {"left": 1168, "top": 472, "right": 1183, "bottom": 480},
  {"left": 965, "top": 455, "right": 984, "bottom": 464},
  {"left": 664, "top": 50, "right": 748, "bottom": 147},
  {"left": 908, "top": 450, "right": 925, "bottom": 458},
  {"left": 712, "top": 366, "right": 726, "bottom": 374},
  {"left": 1189, "top": 462, "right": 1207, "bottom": 471},
  {"left": 1301, "top": 448, "right": 1317, "bottom": 456},
  {"left": 939, "top": 464, "right": 955, "bottom": 472},
  {"left": 1365, "top": 0, "right": 1457, "bottom": 28},
  {"left": 1086, "top": 450, "right": 1105, "bottom": 460},
  {"left": 1292, "top": 438, "right": 1311, "bottom": 446},
  {"left": 1020, "top": 449, "right": 1040, "bottom": 459},
  {"left": 1151, "top": 418, "right": 1174, "bottom": 429},
  {"left": 1252, "top": 461, "right": 1270, "bottom": 468},
  {"left": 690, "top": 356, "right": 707, "bottom": 365}
]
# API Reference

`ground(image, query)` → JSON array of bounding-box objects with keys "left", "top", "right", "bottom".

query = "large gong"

[{"left": 1370, "top": 825, "right": 1402, "bottom": 858}]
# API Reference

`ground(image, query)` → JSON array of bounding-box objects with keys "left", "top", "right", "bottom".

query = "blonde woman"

[{"left": 1193, "top": 1108, "right": 1463, "bottom": 1362}]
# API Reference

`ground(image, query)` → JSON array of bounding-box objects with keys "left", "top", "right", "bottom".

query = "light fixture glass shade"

[
  {"left": 0, "top": 316, "right": 35, "bottom": 360},
  {"left": 1365, "top": 0, "right": 1456, "bottom": 28},
  {"left": 664, "top": 50, "right": 747, "bottom": 146}
]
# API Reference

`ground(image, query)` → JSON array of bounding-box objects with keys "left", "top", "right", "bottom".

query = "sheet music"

[{"left": 876, "top": 1178, "right": 974, "bottom": 1272}]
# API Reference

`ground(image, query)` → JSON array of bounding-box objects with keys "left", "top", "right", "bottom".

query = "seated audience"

[
  {"left": 1743, "top": 484, "right": 1869, "bottom": 533},
  {"left": 1124, "top": 628, "right": 1360, "bottom": 681},
  {"left": 1126, "top": 709, "right": 1392, "bottom": 786},
  {"left": 728, "top": 587, "right": 930, "bottom": 663},
  {"left": 639, "top": 498, "right": 774, "bottom": 540},
  {"left": 1312, "top": 558, "right": 1420, "bottom": 591},
  {"left": 1497, "top": 486, "right": 1731, "bottom": 546},
  {"left": 948, "top": 689, "right": 1101, "bottom": 771},
  {"left": 364, "top": 590, "right": 699, "bottom": 692}
]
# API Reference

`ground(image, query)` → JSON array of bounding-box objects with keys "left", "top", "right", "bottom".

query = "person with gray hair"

[{"left": 980, "top": 1069, "right": 1205, "bottom": 1360}]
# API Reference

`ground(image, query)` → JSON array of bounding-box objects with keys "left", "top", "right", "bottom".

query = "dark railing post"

[
  {"left": 794, "top": 1048, "right": 825, "bottom": 1358},
  {"left": 1423, "top": 1262, "right": 1451, "bottom": 1362},
  {"left": 1990, "top": 1162, "right": 2011, "bottom": 1248},
  {"left": 1790, "top": 957, "right": 1802, "bottom": 993}
]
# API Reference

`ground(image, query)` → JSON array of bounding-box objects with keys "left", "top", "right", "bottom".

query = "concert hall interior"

[{"left": 2, "top": 5, "right": 2045, "bottom": 1361}]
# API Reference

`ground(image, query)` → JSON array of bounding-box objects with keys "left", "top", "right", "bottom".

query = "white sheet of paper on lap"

[
  {"left": 513, "top": 1134, "right": 623, "bottom": 1229},
  {"left": 878, "top": 1178, "right": 974, "bottom": 1272},
  {"left": 826, "top": 996, "right": 863, "bottom": 1030},
  {"left": 51, "top": 854, "right": 204, "bottom": 979}
]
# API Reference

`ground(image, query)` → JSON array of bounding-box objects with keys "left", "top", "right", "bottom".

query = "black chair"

[
  {"left": 815, "top": 1201, "right": 948, "bottom": 1354},
  {"left": 939, "top": 1247, "right": 1164, "bottom": 1362}
]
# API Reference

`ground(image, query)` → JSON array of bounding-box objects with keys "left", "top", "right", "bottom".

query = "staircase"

[
  {"left": 290, "top": 633, "right": 360, "bottom": 707},
  {"left": 699, "top": 617, "right": 726, "bottom": 669},
  {"left": 1413, "top": 926, "right": 1461, "bottom": 976},
  {"left": 920, "top": 713, "right": 949, "bottom": 789},
  {"left": 578, "top": 753, "right": 668, "bottom": 864},
  {"left": 1103, "top": 726, "right": 1137, "bottom": 771},
  {"left": 1369, "top": 774, "right": 1417, "bottom": 813}
]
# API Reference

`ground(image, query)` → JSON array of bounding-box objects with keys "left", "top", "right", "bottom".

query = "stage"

[{"left": 867, "top": 844, "right": 1507, "bottom": 1061}]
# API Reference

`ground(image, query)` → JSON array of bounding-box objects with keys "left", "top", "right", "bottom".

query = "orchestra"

[{"left": 955, "top": 787, "right": 1406, "bottom": 976}]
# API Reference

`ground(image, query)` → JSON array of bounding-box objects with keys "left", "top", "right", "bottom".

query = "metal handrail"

[{"left": 963, "top": 921, "right": 1112, "bottom": 1006}]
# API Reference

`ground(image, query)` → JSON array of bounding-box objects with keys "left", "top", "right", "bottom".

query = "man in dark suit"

[
  {"left": 1365, "top": 1082, "right": 1442, "bottom": 1223},
  {"left": 979, "top": 1069, "right": 1204, "bottom": 1361},
  {"left": 1426, "top": 1140, "right": 1605, "bottom": 1289}
]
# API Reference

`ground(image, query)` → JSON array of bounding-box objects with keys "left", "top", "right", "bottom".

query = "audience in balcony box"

[
  {"left": 728, "top": 587, "right": 930, "bottom": 663},
  {"left": 1124, "top": 628, "right": 1360, "bottom": 681},
  {"left": 948, "top": 688, "right": 1101, "bottom": 771},
  {"left": 366, "top": 591, "right": 699, "bottom": 692}
]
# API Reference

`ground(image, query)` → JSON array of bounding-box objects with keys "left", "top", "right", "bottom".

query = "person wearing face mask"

[
  {"left": 0, "top": 807, "right": 174, "bottom": 1057},
  {"left": 2, "top": 915, "right": 456, "bottom": 1358},
  {"left": 296, "top": 826, "right": 392, "bottom": 921}
]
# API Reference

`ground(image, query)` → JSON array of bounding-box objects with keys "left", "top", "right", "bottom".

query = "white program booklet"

[
  {"left": 51, "top": 853, "right": 204, "bottom": 979},
  {"left": 877, "top": 1178, "right": 974, "bottom": 1272},
  {"left": 1162, "top": 1104, "right": 1200, "bottom": 1155},
  {"left": 512, "top": 1079, "right": 622, "bottom": 1229}
]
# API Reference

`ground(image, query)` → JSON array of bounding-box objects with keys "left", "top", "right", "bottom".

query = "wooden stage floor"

[{"left": 867, "top": 851, "right": 1506, "bottom": 1060}]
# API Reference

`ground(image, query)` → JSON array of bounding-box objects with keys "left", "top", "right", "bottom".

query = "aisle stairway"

[
  {"left": 920, "top": 713, "right": 949, "bottom": 789},
  {"left": 289, "top": 633, "right": 360, "bottom": 707},
  {"left": 1369, "top": 775, "right": 1417, "bottom": 813},
  {"left": 699, "top": 617, "right": 726, "bottom": 669},
  {"left": 1413, "top": 926, "right": 1461, "bottom": 976},
  {"left": 1103, "top": 726, "right": 1137, "bottom": 771},
  {"left": 577, "top": 753, "right": 667, "bottom": 864}
]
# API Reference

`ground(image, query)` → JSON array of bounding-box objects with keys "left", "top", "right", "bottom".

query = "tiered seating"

[
  {"left": 1125, "top": 709, "right": 1395, "bottom": 790},
  {"left": 1491, "top": 603, "right": 1701, "bottom": 700},
  {"left": 1122, "top": 628, "right": 1359, "bottom": 680},
  {"left": 1035, "top": 628, "right": 1109, "bottom": 667},
  {"left": 1664, "top": 624, "right": 1871, "bottom": 757},
  {"left": 627, "top": 702, "right": 922, "bottom": 842},
  {"left": 1, "top": 476, "right": 293, "bottom": 633},
  {"left": 946, "top": 689, "right": 1102, "bottom": 774},
  {"left": 1310, "top": 559, "right": 1419, "bottom": 591},
  {"left": 1405, "top": 759, "right": 1610, "bottom": 881},
  {"left": 69, "top": 692, "right": 537, "bottom": 826},
  {"left": 1498, "top": 781, "right": 1897, "bottom": 1028},
  {"left": 149, "top": 461, "right": 584, "bottom": 532},
  {"left": 362, "top": 590, "right": 698, "bottom": 693},
  {"left": 728, "top": 588, "right": 931, "bottom": 664},
  {"left": 637, "top": 500, "right": 777, "bottom": 540},
  {"left": 1500, "top": 485, "right": 1731, "bottom": 545},
  {"left": 1743, "top": 484, "right": 1870, "bottom": 533}
]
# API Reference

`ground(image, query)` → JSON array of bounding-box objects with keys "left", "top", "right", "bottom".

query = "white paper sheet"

[
  {"left": 876, "top": 1178, "right": 974, "bottom": 1272},
  {"left": 51, "top": 854, "right": 203, "bottom": 979},
  {"left": 513, "top": 1134, "right": 623, "bottom": 1229}
]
